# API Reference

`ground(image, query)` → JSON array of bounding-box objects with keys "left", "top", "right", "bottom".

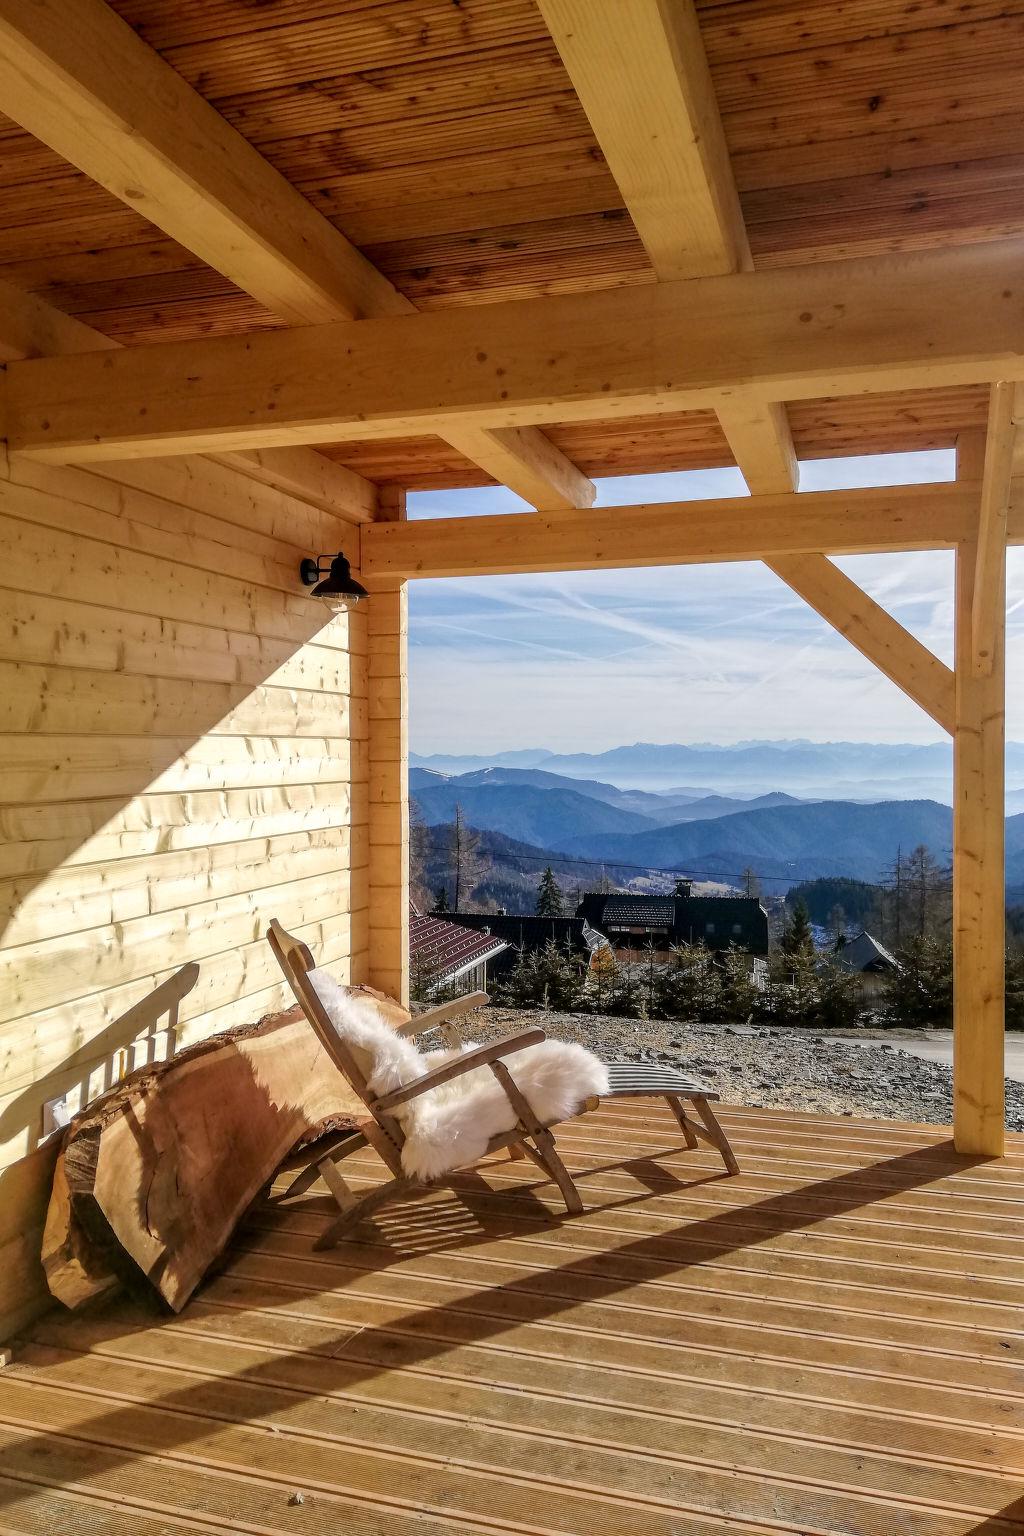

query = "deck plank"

[{"left": 2, "top": 1101, "right": 1023, "bottom": 1535}]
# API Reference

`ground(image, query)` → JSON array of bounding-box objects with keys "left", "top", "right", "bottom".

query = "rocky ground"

[{"left": 459, "top": 1007, "right": 1024, "bottom": 1132}]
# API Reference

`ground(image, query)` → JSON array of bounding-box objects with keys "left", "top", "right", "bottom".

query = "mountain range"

[
  {"left": 413, "top": 740, "right": 1024, "bottom": 802},
  {"left": 411, "top": 761, "right": 1024, "bottom": 891}
]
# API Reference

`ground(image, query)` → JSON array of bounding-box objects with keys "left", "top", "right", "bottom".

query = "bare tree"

[
  {"left": 409, "top": 796, "right": 432, "bottom": 911},
  {"left": 450, "top": 803, "right": 483, "bottom": 912}
]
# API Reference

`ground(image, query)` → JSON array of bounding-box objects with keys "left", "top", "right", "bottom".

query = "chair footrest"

[{"left": 604, "top": 1062, "right": 719, "bottom": 1101}]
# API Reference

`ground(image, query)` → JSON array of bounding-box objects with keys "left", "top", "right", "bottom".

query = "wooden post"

[
  {"left": 953, "top": 430, "right": 1006, "bottom": 1155},
  {"left": 366, "top": 486, "right": 410, "bottom": 1006}
]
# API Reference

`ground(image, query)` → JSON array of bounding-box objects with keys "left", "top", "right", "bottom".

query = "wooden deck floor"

[{"left": 1, "top": 1100, "right": 1023, "bottom": 1535}]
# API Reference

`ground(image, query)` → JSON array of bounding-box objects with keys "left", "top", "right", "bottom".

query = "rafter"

[
  {"left": 540, "top": 0, "right": 795, "bottom": 494},
  {"left": 0, "top": 0, "right": 591, "bottom": 510},
  {"left": 7, "top": 243, "right": 1024, "bottom": 464},
  {"left": 765, "top": 555, "right": 955, "bottom": 735},
  {"left": 718, "top": 400, "right": 799, "bottom": 495},
  {"left": 359, "top": 482, "right": 1024, "bottom": 583}
]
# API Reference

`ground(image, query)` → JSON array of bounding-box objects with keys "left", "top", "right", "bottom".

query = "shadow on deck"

[{"left": 0, "top": 1100, "right": 1023, "bottom": 1534}]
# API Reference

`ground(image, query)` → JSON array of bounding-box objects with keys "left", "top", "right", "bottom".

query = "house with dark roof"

[
  {"left": 409, "top": 909, "right": 508, "bottom": 997},
  {"left": 576, "top": 888, "right": 770, "bottom": 957},
  {"left": 444, "top": 912, "right": 588, "bottom": 979},
  {"left": 834, "top": 931, "right": 898, "bottom": 996}
]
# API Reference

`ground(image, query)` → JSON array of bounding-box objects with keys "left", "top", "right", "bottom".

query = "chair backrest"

[{"left": 266, "top": 919, "right": 410, "bottom": 1166}]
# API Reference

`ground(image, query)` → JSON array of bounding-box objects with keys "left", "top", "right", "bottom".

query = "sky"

[{"left": 407, "top": 451, "right": 1024, "bottom": 755}]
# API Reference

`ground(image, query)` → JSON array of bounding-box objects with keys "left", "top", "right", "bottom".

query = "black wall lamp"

[{"left": 299, "top": 552, "right": 368, "bottom": 611}]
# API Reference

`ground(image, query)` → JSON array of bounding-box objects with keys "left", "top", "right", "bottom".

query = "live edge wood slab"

[{"left": 41, "top": 1007, "right": 363, "bottom": 1314}]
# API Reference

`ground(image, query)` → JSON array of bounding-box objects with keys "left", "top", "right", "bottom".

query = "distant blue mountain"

[{"left": 412, "top": 740, "right": 1024, "bottom": 801}]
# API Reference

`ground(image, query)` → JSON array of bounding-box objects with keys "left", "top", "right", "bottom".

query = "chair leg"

[
  {"left": 665, "top": 1096, "right": 699, "bottom": 1149},
  {"left": 272, "top": 1129, "right": 369, "bottom": 1202},
  {"left": 523, "top": 1131, "right": 584, "bottom": 1215},
  {"left": 692, "top": 1097, "right": 740, "bottom": 1175},
  {"left": 313, "top": 1176, "right": 423, "bottom": 1250}
]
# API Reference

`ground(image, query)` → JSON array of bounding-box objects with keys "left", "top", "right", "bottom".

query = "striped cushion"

[{"left": 604, "top": 1062, "right": 718, "bottom": 1101}]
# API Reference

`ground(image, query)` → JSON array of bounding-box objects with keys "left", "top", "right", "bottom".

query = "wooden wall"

[{"left": 0, "top": 449, "right": 370, "bottom": 1340}]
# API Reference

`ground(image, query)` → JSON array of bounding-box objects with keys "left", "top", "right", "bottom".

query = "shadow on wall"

[{"left": 0, "top": 964, "right": 200, "bottom": 1340}]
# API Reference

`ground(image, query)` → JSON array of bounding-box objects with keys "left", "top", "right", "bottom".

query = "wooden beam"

[
  {"left": 359, "top": 482, "right": 1024, "bottom": 580},
  {"left": 0, "top": 0, "right": 590, "bottom": 511},
  {"left": 0, "top": 274, "right": 376, "bottom": 526},
  {"left": 0, "top": 0, "right": 403, "bottom": 326},
  {"left": 765, "top": 555, "right": 955, "bottom": 734},
  {"left": 972, "top": 382, "right": 1018, "bottom": 675},
  {"left": 953, "top": 536, "right": 1006, "bottom": 1156},
  {"left": 11, "top": 242, "right": 1024, "bottom": 463},
  {"left": 440, "top": 425, "right": 596, "bottom": 512},
  {"left": 538, "top": 0, "right": 749, "bottom": 280},
  {"left": 0, "top": 275, "right": 119, "bottom": 362},
  {"left": 539, "top": 0, "right": 795, "bottom": 494},
  {"left": 718, "top": 400, "right": 799, "bottom": 495}
]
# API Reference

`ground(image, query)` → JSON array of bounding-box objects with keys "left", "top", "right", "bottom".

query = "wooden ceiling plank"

[
  {"left": 539, "top": 0, "right": 796, "bottom": 494},
  {"left": 972, "top": 380, "right": 1019, "bottom": 675},
  {"left": 765, "top": 553, "right": 955, "bottom": 734},
  {"left": 0, "top": 0, "right": 591, "bottom": 510},
  {"left": 9, "top": 241, "right": 1024, "bottom": 463},
  {"left": 0, "top": 271, "right": 376, "bottom": 525},
  {"left": 360, "top": 481, "right": 1024, "bottom": 582}
]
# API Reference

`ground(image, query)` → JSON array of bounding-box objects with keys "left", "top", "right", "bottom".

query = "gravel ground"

[{"left": 453, "top": 1006, "right": 1024, "bottom": 1133}]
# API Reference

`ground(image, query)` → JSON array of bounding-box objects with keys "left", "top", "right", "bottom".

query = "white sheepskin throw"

[{"left": 308, "top": 968, "right": 609, "bottom": 1181}]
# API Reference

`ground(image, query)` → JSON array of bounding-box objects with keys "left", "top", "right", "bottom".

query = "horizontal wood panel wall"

[{"left": 0, "top": 450, "right": 369, "bottom": 1341}]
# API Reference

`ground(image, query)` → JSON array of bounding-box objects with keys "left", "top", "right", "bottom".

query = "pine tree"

[
  {"left": 432, "top": 886, "right": 450, "bottom": 913},
  {"left": 741, "top": 867, "right": 761, "bottom": 898},
  {"left": 781, "top": 897, "right": 814, "bottom": 957},
  {"left": 535, "top": 865, "right": 564, "bottom": 917}
]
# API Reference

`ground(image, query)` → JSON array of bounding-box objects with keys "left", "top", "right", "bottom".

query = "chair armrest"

[
  {"left": 395, "top": 991, "right": 490, "bottom": 1038},
  {"left": 372, "top": 1027, "right": 546, "bottom": 1112}
]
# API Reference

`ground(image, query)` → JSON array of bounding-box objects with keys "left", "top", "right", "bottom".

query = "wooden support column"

[
  {"left": 952, "top": 421, "right": 1008, "bottom": 1155},
  {"left": 366, "top": 486, "right": 410, "bottom": 1006}
]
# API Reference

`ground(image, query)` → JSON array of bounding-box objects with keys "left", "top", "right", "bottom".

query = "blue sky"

[{"left": 408, "top": 451, "right": 1024, "bottom": 755}]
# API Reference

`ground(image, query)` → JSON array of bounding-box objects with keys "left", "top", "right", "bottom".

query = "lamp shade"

[{"left": 301, "top": 552, "right": 368, "bottom": 611}]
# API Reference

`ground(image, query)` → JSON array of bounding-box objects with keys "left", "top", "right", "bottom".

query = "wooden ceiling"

[{"left": 0, "top": 0, "right": 1016, "bottom": 486}]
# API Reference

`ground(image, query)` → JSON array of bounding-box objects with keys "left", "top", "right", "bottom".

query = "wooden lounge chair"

[{"left": 267, "top": 918, "right": 739, "bottom": 1248}]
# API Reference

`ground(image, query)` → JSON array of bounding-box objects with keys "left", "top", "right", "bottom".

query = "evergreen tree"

[
  {"left": 432, "top": 886, "right": 450, "bottom": 913},
  {"left": 741, "top": 867, "right": 761, "bottom": 898},
  {"left": 882, "top": 935, "right": 953, "bottom": 1026},
  {"left": 781, "top": 897, "right": 814, "bottom": 957},
  {"left": 535, "top": 865, "right": 565, "bottom": 917}
]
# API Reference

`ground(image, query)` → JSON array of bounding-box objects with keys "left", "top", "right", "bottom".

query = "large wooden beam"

[
  {"left": 539, "top": 0, "right": 796, "bottom": 493},
  {"left": 765, "top": 555, "right": 955, "bottom": 735},
  {"left": 359, "top": 482, "right": 1024, "bottom": 580},
  {"left": 539, "top": 0, "right": 749, "bottom": 280},
  {"left": 0, "top": 275, "right": 377, "bottom": 526},
  {"left": 0, "top": 0, "right": 589, "bottom": 510},
  {"left": 973, "top": 382, "right": 1019, "bottom": 675},
  {"left": 10, "top": 242, "right": 1024, "bottom": 463}
]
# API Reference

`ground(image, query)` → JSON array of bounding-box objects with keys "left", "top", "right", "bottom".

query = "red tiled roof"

[{"left": 409, "top": 911, "right": 507, "bottom": 981}]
